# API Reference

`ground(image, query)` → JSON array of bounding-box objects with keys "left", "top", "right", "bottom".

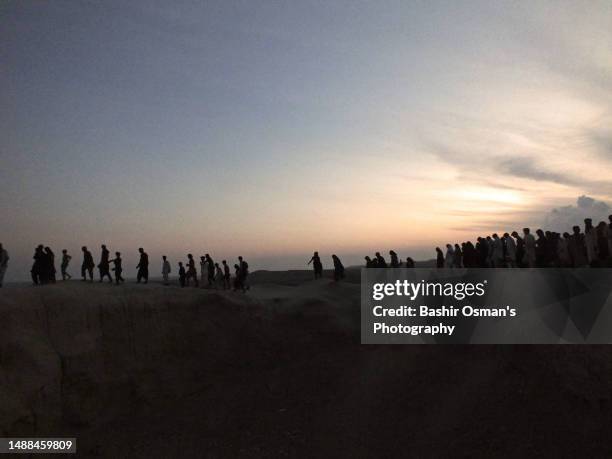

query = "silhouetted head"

[
  {"left": 511, "top": 231, "right": 518, "bottom": 238},
  {"left": 200, "top": 256, "right": 205, "bottom": 260},
  {"left": 82, "top": 246, "right": 87, "bottom": 252},
  {"left": 234, "top": 264, "right": 240, "bottom": 269},
  {"left": 492, "top": 233, "right": 499, "bottom": 239},
  {"left": 503, "top": 233, "right": 510, "bottom": 238},
  {"left": 536, "top": 229, "right": 544, "bottom": 237},
  {"left": 454, "top": 244, "right": 460, "bottom": 250},
  {"left": 215, "top": 263, "right": 219, "bottom": 267},
  {"left": 389, "top": 250, "right": 396, "bottom": 256},
  {"left": 62, "top": 249, "right": 67, "bottom": 254},
  {"left": 162, "top": 255, "right": 167, "bottom": 260},
  {"left": 563, "top": 232, "right": 570, "bottom": 239},
  {"left": 446, "top": 244, "right": 452, "bottom": 250},
  {"left": 188, "top": 254, "right": 193, "bottom": 259},
  {"left": 486, "top": 236, "right": 492, "bottom": 241},
  {"left": 101, "top": 244, "right": 106, "bottom": 249},
  {"left": 222, "top": 260, "right": 227, "bottom": 265},
  {"left": 436, "top": 247, "right": 442, "bottom": 253},
  {"left": 179, "top": 262, "right": 183, "bottom": 266},
  {"left": 314, "top": 251, "right": 318, "bottom": 256},
  {"left": 116, "top": 252, "right": 121, "bottom": 257},
  {"left": 573, "top": 225, "right": 580, "bottom": 234},
  {"left": 139, "top": 248, "right": 144, "bottom": 253},
  {"left": 238, "top": 256, "right": 243, "bottom": 261},
  {"left": 365, "top": 256, "right": 371, "bottom": 261},
  {"left": 375, "top": 252, "right": 381, "bottom": 257},
  {"left": 44, "top": 247, "right": 51, "bottom": 253},
  {"left": 406, "top": 257, "right": 414, "bottom": 267},
  {"left": 523, "top": 228, "right": 530, "bottom": 235}
]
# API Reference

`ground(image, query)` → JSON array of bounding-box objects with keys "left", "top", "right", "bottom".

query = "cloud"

[
  {"left": 543, "top": 195, "right": 611, "bottom": 232},
  {"left": 496, "top": 158, "right": 581, "bottom": 187}
]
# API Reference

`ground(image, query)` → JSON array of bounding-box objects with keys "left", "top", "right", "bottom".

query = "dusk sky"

[{"left": 2, "top": 0, "right": 611, "bottom": 280}]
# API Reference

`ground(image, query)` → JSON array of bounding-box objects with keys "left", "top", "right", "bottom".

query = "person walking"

[
  {"left": 178, "top": 262, "right": 186, "bottom": 287},
  {"left": 136, "top": 248, "right": 149, "bottom": 283},
  {"left": 32, "top": 245, "right": 45, "bottom": 284},
  {"left": 222, "top": 260, "right": 231, "bottom": 290},
  {"left": 162, "top": 256, "right": 171, "bottom": 285},
  {"left": 332, "top": 254, "right": 345, "bottom": 281},
  {"left": 98, "top": 244, "right": 113, "bottom": 283},
  {"left": 238, "top": 256, "right": 249, "bottom": 290},
  {"left": 435, "top": 247, "right": 444, "bottom": 268},
  {"left": 81, "top": 246, "right": 95, "bottom": 282},
  {"left": 523, "top": 228, "right": 536, "bottom": 268},
  {"left": 61, "top": 249, "right": 72, "bottom": 280},
  {"left": 308, "top": 251, "right": 323, "bottom": 279},
  {"left": 186, "top": 254, "right": 198, "bottom": 287},
  {"left": 0, "top": 243, "right": 9, "bottom": 288},
  {"left": 109, "top": 252, "right": 125, "bottom": 284}
]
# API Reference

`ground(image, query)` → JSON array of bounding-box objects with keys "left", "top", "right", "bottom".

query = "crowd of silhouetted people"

[
  {"left": 356, "top": 216, "right": 612, "bottom": 271},
  {"left": 435, "top": 216, "right": 612, "bottom": 269},
  {"left": 11, "top": 244, "right": 251, "bottom": 291},
  {"left": 3, "top": 214, "right": 612, "bottom": 289}
]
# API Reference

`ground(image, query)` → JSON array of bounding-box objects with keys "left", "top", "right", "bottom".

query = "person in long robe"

[
  {"left": 503, "top": 233, "right": 517, "bottom": 267},
  {"left": 162, "top": 256, "right": 171, "bottom": 285},
  {"left": 584, "top": 219, "right": 598, "bottom": 266},
  {"left": 445, "top": 244, "right": 455, "bottom": 268},
  {"left": 569, "top": 226, "right": 588, "bottom": 268},
  {"left": 523, "top": 228, "right": 536, "bottom": 268}
]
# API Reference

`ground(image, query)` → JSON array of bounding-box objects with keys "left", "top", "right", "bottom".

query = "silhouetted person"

[
  {"left": 32, "top": 245, "right": 45, "bottom": 284},
  {"left": 453, "top": 244, "right": 463, "bottom": 268},
  {"left": 535, "top": 229, "right": 547, "bottom": 267},
  {"left": 61, "top": 249, "right": 72, "bottom": 280},
  {"left": 523, "top": 228, "right": 536, "bottom": 268},
  {"left": 489, "top": 234, "right": 502, "bottom": 268},
  {"left": 199, "top": 256, "right": 206, "bottom": 285},
  {"left": 308, "top": 251, "right": 323, "bottom": 279},
  {"left": 136, "top": 248, "right": 149, "bottom": 283},
  {"left": 186, "top": 254, "right": 199, "bottom": 287},
  {"left": 389, "top": 250, "right": 400, "bottom": 268},
  {"left": 178, "top": 262, "right": 186, "bottom": 287},
  {"left": 238, "top": 256, "right": 249, "bottom": 290},
  {"left": 503, "top": 233, "right": 516, "bottom": 267},
  {"left": 205, "top": 254, "right": 215, "bottom": 287},
  {"left": 44, "top": 247, "right": 56, "bottom": 283},
  {"left": 511, "top": 232, "right": 524, "bottom": 267},
  {"left": 214, "top": 263, "right": 224, "bottom": 288},
  {"left": 81, "top": 246, "right": 94, "bottom": 282},
  {"left": 109, "top": 252, "right": 124, "bottom": 284},
  {"left": 558, "top": 233, "right": 572, "bottom": 267},
  {"left": 597, "top": 221, "right": 609, "bottom": 264},
  {"left": 569, "top": 226, "right": 588, "bottom": 267},
  {"left": 476, "top": 237, "right": 488, "bottom": 268},
  {"left": 405, "top": 257, "right": 415, "bottom": 268},
  {"left": 222, "top": 260, "right": 231, "bottom": 289},
  {"left": 332, "top": 254, "right": 344, "bottom": 281},
  {"left": 375, "top": 252, "right": 387, "bottom": 268},
  {"left": 365, "top": 256, "right": 375, "bottom": 268},
  {"left": 98, "top": 244, "right": 112, "bottom": 283},
  {"left": 435, "top": 247, "right": 444, "bottom": 268},
  {"left": 162, "top": 256, "right": 171, "bottom": 285},
  {"left": 233, "top": 263, "right": 245, "bottom": 292},
  {"left": 445, "top": 244, "right": 454, "bottom": 268},
  {"left": 584, "top": 218, "right": 598, "bottom": 266},
  {"left": 0, "top": 243, "right": 9, "bottom": 288}
]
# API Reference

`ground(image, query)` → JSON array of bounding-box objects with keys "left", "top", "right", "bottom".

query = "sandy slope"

[{"left": 1, "top": 272, "right": 611, "bottom": 457}]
